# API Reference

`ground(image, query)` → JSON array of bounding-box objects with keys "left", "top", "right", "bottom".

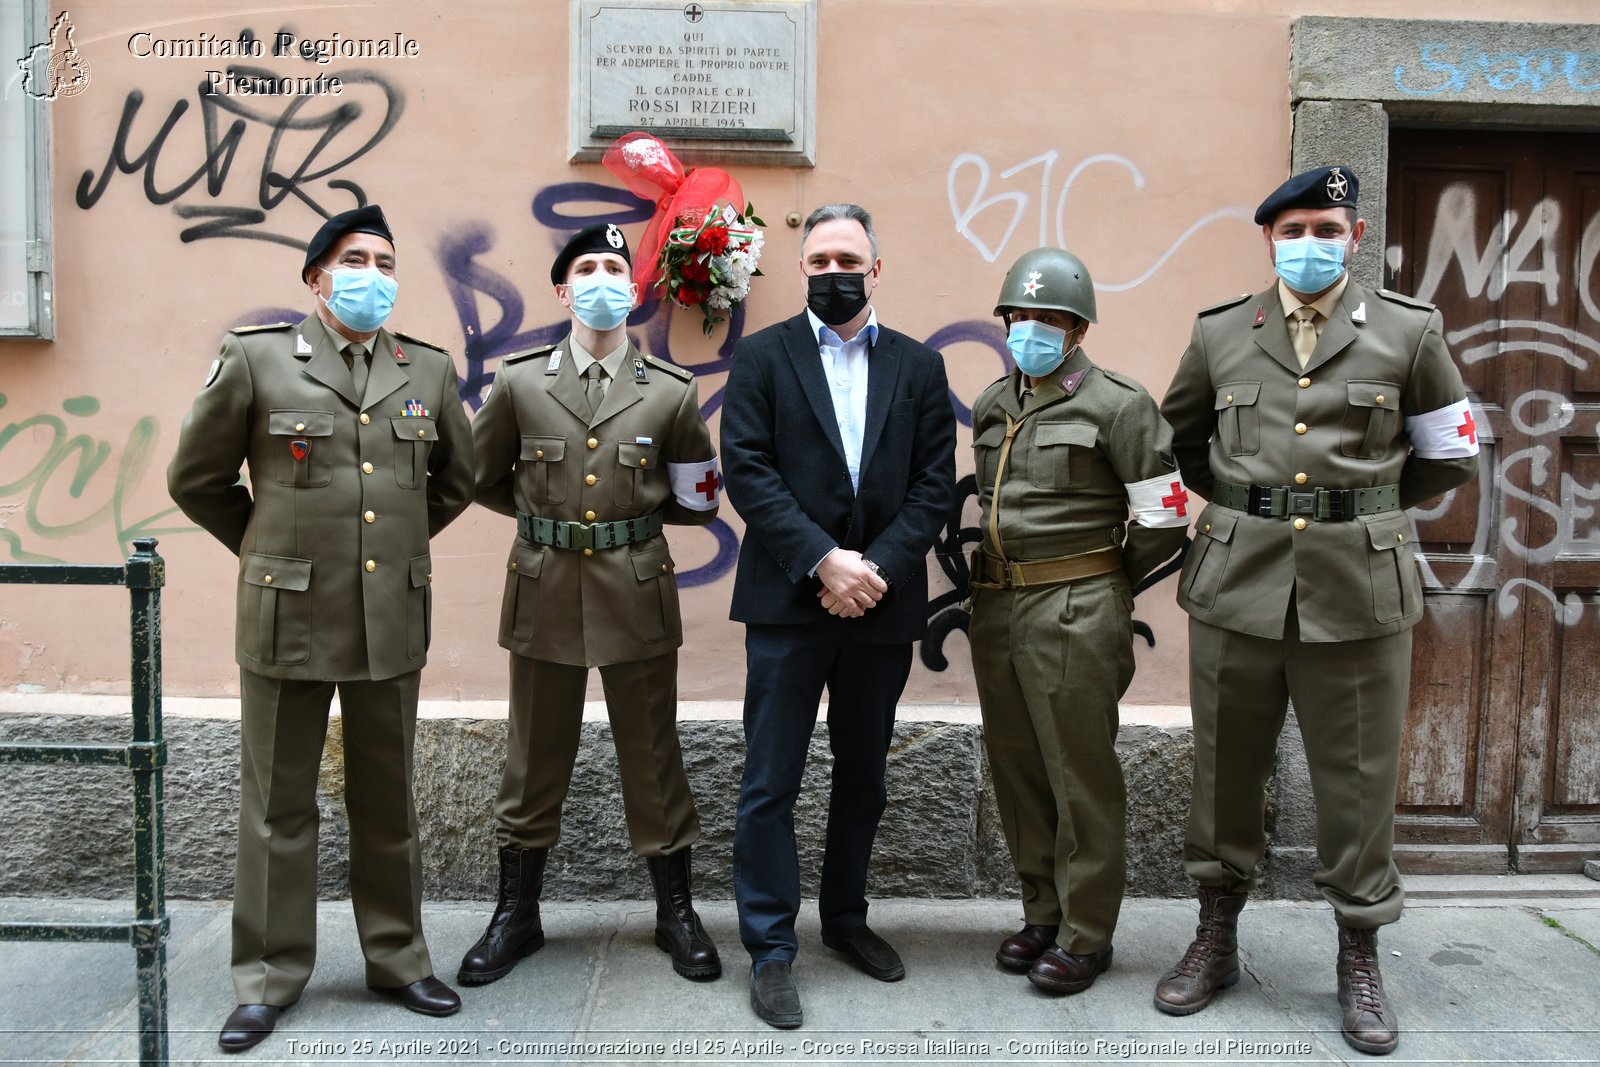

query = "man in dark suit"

[{"left": 721, "top": 203, "right": 957, "bottom": 1029}]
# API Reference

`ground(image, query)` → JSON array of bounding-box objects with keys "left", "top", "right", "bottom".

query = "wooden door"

[{"left": 1387, "top": 129, "right": 1600, "bottom": 873}]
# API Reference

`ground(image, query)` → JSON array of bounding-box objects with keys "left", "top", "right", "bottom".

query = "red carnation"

[
  {"left": 696, "top": 225, "right": 731, "bottom": 255},
  {"left": 679, "top": 285, "right": 707, "bottom": 307}
]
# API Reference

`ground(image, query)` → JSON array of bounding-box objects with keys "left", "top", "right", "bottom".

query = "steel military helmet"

[{"left": 993, "top": 246, "right": 1098, "bottom": 324}]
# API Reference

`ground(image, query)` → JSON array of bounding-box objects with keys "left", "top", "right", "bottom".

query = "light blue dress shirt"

[{"left": 805, "top": 307, "right": 879, "bottom": 575}]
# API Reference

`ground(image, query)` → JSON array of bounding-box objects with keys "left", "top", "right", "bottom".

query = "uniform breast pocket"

[
  {"left": 1031, "top": 421, "right": 1098, "bottom": 490},
  {"left": 518, "top": 436, "right": 567, "bottom": 505},
  {"left": 974, "top": 424, "right": 1006, "bottom": 490},
  {"left": 240, "top": 552, "right": 313, "bottom": 665},
  {"left": 499, "top": 541, "right": 546, "bottom": 643},
  {"left": 1214, "top": 382, "right": 1262, "bottom": 457},
  {"left": 1342, "top": 381, "right": 1402, "bottom": 460},
  {"left": 391, "top": 416, "right": 437, "bottom": 489},
  {"left": 616, "top": 441, "right": 660, "bottom": 510},
  {"left": 1180, "top": 506, "right": 1235, "bottom": 613},
  {"left": 631, "top": 543, "right": 678, "bottom": 643},
  {"left": 268, "top": 410, "right": 335, "bottom": 488},
  {"left": 1364, "top": 511, "right": 1418, "bottom": 624}
]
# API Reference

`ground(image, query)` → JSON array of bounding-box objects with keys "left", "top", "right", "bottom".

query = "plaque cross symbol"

[
  {"left": 1161, "top": 481, "right": 1190, "bottom": 517},
  {"left": 696, "top": 469, "right": 720, "bottom": 500},
  {"left": 684, "top": 3, "right": 704, "bottom": 22},
  {"left": 1456, "top": 408, "right": 1478, "bottom": 445}
]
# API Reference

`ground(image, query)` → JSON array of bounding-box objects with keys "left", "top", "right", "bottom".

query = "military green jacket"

[
  {"left": 167, "top": 314, "right": 475, "bottom": 681},
  {"left": 1161, "top": 280, "right": 1478, "bottom": 642},
  {"left": 472, "top": 335, "right": 719, "bottom": 667},
  {"left": 972, "top": 347, "right": 1190, "bottom": 588}
]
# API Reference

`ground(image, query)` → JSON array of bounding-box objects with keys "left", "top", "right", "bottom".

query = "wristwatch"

[{"left": 863, "top": 559, "right": 888, "bottom": 584}]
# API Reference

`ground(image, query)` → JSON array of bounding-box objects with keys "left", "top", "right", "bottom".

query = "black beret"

[
  {"left": 1254, "top": 166, "right": 1359, "bottom": 225},
  {"left": 301, "top": 205, "right": 394, "bottom": 278},
  {"left": 551, "top": 222, "right": 631, "bottom": 285}
]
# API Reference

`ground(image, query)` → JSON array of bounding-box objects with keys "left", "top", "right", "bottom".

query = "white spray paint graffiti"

[
  {"left": 947, "top": 149, "right": 1253, "bottom": 286},
  {"left": 1397, "top": 181, "right": 1600, "bottom": 623}
]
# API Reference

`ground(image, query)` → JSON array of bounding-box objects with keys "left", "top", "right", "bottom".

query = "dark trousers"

[{"left": 732, "top": 624, "right": 913, "bottom": 964}]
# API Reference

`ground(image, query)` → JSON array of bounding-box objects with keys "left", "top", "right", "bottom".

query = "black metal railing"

[{"left": 0, "top": 537, "right": 169, "bottom": 1066}]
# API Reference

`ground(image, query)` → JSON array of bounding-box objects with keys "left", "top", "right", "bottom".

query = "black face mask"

[{"left": 806, "top": 271, "right": 870, "bottom": 326}]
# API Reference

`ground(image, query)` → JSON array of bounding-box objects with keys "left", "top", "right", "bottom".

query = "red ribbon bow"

[{"left": 603, "top": 132, "right": 743, "bottom": 292}]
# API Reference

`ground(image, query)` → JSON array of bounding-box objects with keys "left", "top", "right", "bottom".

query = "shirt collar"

[
  {"left": 569, "top": 332, "right": 630, "bottom": 377},
  {"left": 806, "top": 307, "right": 878, "bottom": 349},
  {"left": 1278, "top": 275, "right": 1349, "bottom": 322},
  {"left": 316, "top": 313, "right": 371, "bottom": 355}
]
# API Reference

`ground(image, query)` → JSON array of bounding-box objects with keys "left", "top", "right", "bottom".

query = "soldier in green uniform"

[
  {"left": 167, "top": 205, "right": 476, "bottom": 1052},
  {"left": 460, "top": 223, "right": 723, "bottom": 986},
  {"left": 1156, "top": 167, "right": 1479, "bottom": 1056},
  {"left": 969, "top": 247, "right": 1190, "bottom": 996}
]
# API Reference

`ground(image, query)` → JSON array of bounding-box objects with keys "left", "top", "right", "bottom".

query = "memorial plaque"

[{"left": 570, "top": 0, "right": 816, "bottom": 166}]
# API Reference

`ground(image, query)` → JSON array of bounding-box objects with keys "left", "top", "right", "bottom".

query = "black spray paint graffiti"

[{"left": 76, "top": 41, "right": 403, "bottom": 247}]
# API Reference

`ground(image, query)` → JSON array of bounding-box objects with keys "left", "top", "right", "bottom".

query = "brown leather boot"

[
  {"left": 646, "top": 847, "right": 721, "bottom": 980},
  {"left": 1153, "top": 886, "right": 1247, "bottom": 1015},
  {"left": 1337, "top": 924, "right": 1400, "bottom": 1055},
  {"left": 457, "top": 846, "right": 546, "bottom": 985}
]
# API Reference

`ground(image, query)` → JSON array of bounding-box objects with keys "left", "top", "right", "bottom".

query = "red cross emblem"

[
  {"left": 1161, "top": 481, "right": 1189, "bottom": 517},
  {"left": 1456, "top": 408, "right": 1477, "bottom": 445},
  {"left": 696, "top": 469, "right": 720, "bottom": 501}
]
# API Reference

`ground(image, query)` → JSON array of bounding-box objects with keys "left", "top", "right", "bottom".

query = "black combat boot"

[
  {"left": 457, "top": 846, "right": 547, "bottom": 985},
  {"left": 645, "top": 847, "right": 721, "bottom": 980}
]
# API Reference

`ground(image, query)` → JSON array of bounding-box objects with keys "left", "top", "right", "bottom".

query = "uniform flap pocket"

[
  {"left": 268, "top": 410, "right": 336, "bottom": 437},
  {"left": 1214, "top": 381, "right": 1262, "bottom": 410},
  {"left": 974, "top": 425, "right": 1006, "bottom": 448},
  {"left": 630, "top": 545, "right": 672, "bottom": 581},
  {"left": 618, "top": 441, "right": 660, "bottom": 469},
  {"left": 1034, "top": 421, "right": 1097, "bottom": 448},
  {"left": 391, "top": 416, "right": 438, "bottom": 441},
  {"left": 1195, "top": 505, "right": 1238, "bottom": 545},
  {"left": 1347, "top": 381, "right": 1401, "bottom": 410},
  {"left": 520, "top": 435, "right": 565, "bottom": 462},
  {"left": 507, "top": 540, "right": 545, "bottom": 577},
  {"left": 409, "top": 553, "right": 432, "bottom": 587},
  {"left": 1364, "top": 512, "right": 1413, "bottom": 551},
  {"left": 242, "top": 552, "right": 312, "bottom": 591}
]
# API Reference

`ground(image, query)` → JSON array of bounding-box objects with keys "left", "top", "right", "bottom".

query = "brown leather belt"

[{"left": 969, "top": 546, "right": 1123, "bottom": 591}]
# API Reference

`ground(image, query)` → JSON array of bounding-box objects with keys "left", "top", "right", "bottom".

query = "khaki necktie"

[
  {"left": 583, "top": 363, "right": 606, "bottom": 420},
  {"left": 1291, "top": 307, "right": 1319, "bottom": 368},
  {"left": 346, "top": 343, "right": 370, "bottom": 401}
]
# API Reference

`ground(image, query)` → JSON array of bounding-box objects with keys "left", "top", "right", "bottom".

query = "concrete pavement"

[{"left": 2, "top": 879, "right": 1598, "bottom": 1065}]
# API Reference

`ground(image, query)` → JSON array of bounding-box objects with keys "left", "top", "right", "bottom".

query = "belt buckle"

[
  {"left": 568, "top": 522, "right": 594, "bottom": 551},
  {"left": 1287, "top": 491, "right": 1316, "bottom": 517},
  {"left": 1247, "top": 485, "right": 1275, "bottom": 515}
]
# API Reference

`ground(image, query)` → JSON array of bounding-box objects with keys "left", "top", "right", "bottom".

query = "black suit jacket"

[{"left": 721, "top": 312, "right": 958, "bottom": 643}]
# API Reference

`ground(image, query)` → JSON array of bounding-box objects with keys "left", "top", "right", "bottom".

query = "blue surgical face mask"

[
  {"left": 1273, "top": 236, "right": 1349, "bottom": 294},
  {"left": 1007, "top": 319, "right": 1074, "bottom": 377},
  {"left": 569, "top": 275, "right": 635, "bottom": 330},
  {"left": 320, "top": 266, "right": 397, "bottom": 333}
]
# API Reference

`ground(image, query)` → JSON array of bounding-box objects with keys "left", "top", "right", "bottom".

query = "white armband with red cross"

[
  {"left": 1125, "top": 472, "right": 1193, "bottom": 529},
  {"left": 1405, "top": 398, "right": 1481, "bottom": 459},
  {"left": 668, "top": 457, "right": 721, "bottom": 511}
]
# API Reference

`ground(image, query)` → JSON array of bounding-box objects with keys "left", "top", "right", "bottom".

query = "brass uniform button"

[
  {"left": 1293, "top": 518, "right": 1308, "bottom": 531},
  {"left": 363, "top": 510, "right": 375, "bottom": 523},
  {"left": 1294, "top": 473, "right": 1308, "bottom": 485},
  {"left": 417, "top": 429, "right": 426, "bottom": 438},
  {"left": 1375, "top": 394, "right": 1386, "bottom": 404},
  {"left": 582, "top": 547, "right": 594, "bottom": 557},
  {"left": 1294, "top": 422, "right": 1308, "bottom": 435},
  {"left": 295, "top": 422, "right": 305, "bottom": 432},
  {"left": 263, "top": 575, "right": 273, "bottom": 585},
  {"left": 360, "top": 413, "right": 371, "bottom": 425},
  {"left": 586, "top": 474, "right": 598, "bottom": 486},
  {"left": 426, "top": 574, "right": 432, "bottom": 583},
  {"left": 639, "top": 457, "right": 648, "bottom": 466},
  {"left": 587, "top": 438, "right": 598, "bottom": 449},
  {"left": 1397, "top": 532, "right": 1405, "bottom": 542},
  {"left": 510, "top": 562, "right": 518, "bottom": 571},
  {"left": 535, "top": 449, "right": 545, "bottom": 459},
  {"left": 660, "top": 563, "right": 668, "bottom": 573},
  {"left": 362, "top": 461, "right": 374, "bottom": 474},
  {"left": 1203, "top": 523, "right": 1211, "bottom": 533},
  {"left": 1225, "top": 394, "right": 1234, "bottom": 404},
  {"left": 1297, "top": 377, "right": 1310, "bottom": 389},
  {"left": 364, "top": 560, "right": 376, "bottom": 572},
  {"left": 584, "top": 510, "right": 596, "bottom": 521}
]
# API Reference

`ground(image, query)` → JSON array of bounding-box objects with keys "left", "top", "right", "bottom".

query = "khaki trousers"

[
  {"left": 1184, "top": 609, "right": 1411, "bottom": 927},
  {"left": 232, "top": 669, "right": 431, "bottom": 1005},
  {"left": 496, "top": 652, "right": 699, "bottom": 856},
  {"left": 970, "top": 571, "right": 1135, "bottom": 954}
]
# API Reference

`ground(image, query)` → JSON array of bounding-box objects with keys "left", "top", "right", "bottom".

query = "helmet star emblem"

[
  {"left": 1022, "top": 270, "right": 1043, "bottom": 298},
  {"left": 1325, "top": 169, "right": 1349, "bottom": 201}
]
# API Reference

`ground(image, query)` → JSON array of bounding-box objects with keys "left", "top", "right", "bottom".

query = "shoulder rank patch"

[
  {"left": 391, "top": 329, "right": 449, "bottom": 354},
  {"left": 633, "top": 356, "right": 648, "bottom": 382},
  {"left": 1377, "top": 288, "right": 1436, "bottom": 311},
  {"left": 231, "top": 321, "right": 293, "bottom": 334},
  {"left": 502, "top": 344, "right": 556, "bottom": 366},
  {"left": 1098, "top": 367, "right": 1140, "bottom": 393},
  {"left": 203, "top": 359, "right": 222, "bottom": 387},
  {"left": 1197, "top": 293, "right": 1252, "bottom": 317},
  {"left": 644, "top": 354, "right": 693, "bottom": 382}
]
